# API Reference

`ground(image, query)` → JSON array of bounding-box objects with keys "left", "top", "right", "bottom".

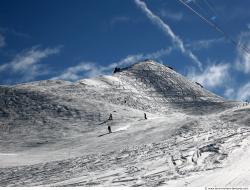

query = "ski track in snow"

[{"left": 0, "top": 153, "right": 17, "bottom": 156}]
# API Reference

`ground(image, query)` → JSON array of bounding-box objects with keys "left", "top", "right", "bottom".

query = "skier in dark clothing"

[
  {"left": 144, "top": 113, "right": 147, "bottom": 120},
  {"left": 108, "top": 126, "right": 112, "bottom": 133},
  {"left": 245, "top": 100, "right": 249, "bottom": 105},
  {"left": 109, "top": 113, "right": 113, "bottom": 120}
]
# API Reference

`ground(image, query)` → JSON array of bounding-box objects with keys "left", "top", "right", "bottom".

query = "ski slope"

[{"left": 0, "top": 60, "right": 249, "bottom": 187}]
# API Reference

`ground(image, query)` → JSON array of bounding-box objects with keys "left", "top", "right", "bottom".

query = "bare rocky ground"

[{"left": 0, "top": 61, "right": 249, "bottom": 186}]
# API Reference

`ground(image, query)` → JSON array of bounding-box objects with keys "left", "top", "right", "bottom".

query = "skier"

[
  {"left": 170, "top": 155, "right": 176, "bottom": 166},
  {"left": 144, "top": 113, "right": 147, "bottom": 120},
  {"left": 108, "top": 113, "right": 113, "bottom": 120},
  {"left": 108, "top": 126, "right": 112, "bottom": 133}
]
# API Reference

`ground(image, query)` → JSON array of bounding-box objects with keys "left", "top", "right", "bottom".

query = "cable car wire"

[{"left": 177, "top": 0, "right": 250, "bottom": 55}]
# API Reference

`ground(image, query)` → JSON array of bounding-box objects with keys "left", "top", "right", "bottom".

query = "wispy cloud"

[
  {"left": 159, "top": 9, "right": 183, "bottom": 21},
  {"left": 0, "top": 27, "right": 30, "bottom": 39},
  {"left": 224, "top": 82, "right": 250, "bottom": 101},
  {"left": 51, "top": 62, "right": 102, "bottom": 81},
  {"left": 188, "top": 63, "right": 230, "bottom": 89},
  {"left": 0, "top": 46, "right": 61, "bottom": 83},
  {"left": 223, "top": 30, "right": 250, "bottom": 100},
  {"left": 0, "top": 33, "right": 5, "bottom": 48},
  {"left": 110, "top": 16, "right": 131, "bottom": 26},
  {"left": 134, "top": 0, "right": 203, "bottom": 70},
  {"left": 224, "top": 88, "right": 235, "bottom": 99},
  {"left": 237, "top": 82, "right": 250, "bottom": 101},
  {"left": 235, "top": 31, "right": 250, "bottom": 73},
  {"left": 186, "top": 37, "right": 225, "bottom": 51},
  {"left": 108, "top": 47, "right": 173, "bottom": 69},
  {"left": 53, "top": 47, "right": 173, "bottom": 81}
]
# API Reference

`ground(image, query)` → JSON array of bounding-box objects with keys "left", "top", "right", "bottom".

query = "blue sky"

[{"left": 0, "top": 0, "right": 250, "bottom": 101}]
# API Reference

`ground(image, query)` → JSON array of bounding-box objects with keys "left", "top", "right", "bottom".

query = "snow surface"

[{"left": 0, "top": 61, "right": 249, "bottom": 187}]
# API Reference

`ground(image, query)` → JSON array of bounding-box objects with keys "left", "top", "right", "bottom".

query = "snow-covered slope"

[
  {"left": 0, "top": 61, "right": 236, "bottom": 151},
  {"left": 78, "top": 61, "right": 237, "bottom": 114},
  {"left": 0, "top": 60, "right": 248, "bottom": 187}
]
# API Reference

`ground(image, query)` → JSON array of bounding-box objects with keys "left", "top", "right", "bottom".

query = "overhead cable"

[{"left": 177, "top": 0, "right": 250, "bottom": 55}]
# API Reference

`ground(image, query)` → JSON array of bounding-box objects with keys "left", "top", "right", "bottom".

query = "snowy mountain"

[{"left": 0, "top": 60, "right": 249, "bottom": 187}]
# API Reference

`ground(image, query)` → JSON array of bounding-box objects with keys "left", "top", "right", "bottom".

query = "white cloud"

[
  {"left": 236, "top": 82, "right": 250, "bottom": 101},
  {"left": 159, "top": 9, "right": 183, "bottom": 21},
  {"left": 223, "top": 83, "right": 250, "bottom": 101},
  {"left": 186, "top": 37, "right": 225, "bottom": 51},
  {"left": 235, "top": 32, "right": 250, "bottom": 73},
  {"left": 188, "top": 63, "right": 230, "bottom": 88},
  {"left": 224, "top": 88, "right": 235, "bottom": 99},
  {"left": 53, "top": 47, "right": 173, "bottom": 81},
  {"left": 0, "top": 46, "right": 60, "bottom": 82},
  {"left": 109, "top": 47, "right": 173, "bottom": 69},
  {"left": 134, "top": 0, "right": 203, "bottom": 70},
  {"left": 52, "top": 62, "right": 102, "bottom": 81},
  {"left": 0, "top": 33, "right": 5, "bottom": 48}
]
